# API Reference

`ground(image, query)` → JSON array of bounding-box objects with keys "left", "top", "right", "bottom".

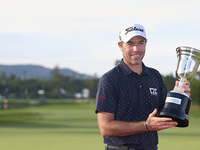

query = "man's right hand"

[{"left": 146, "top": 108, "right": 178, "bottom": 131}]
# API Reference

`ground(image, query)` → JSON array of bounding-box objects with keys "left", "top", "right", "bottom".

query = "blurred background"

[{"left": 0, "top": 0, "right": 200, "bottom": 76}]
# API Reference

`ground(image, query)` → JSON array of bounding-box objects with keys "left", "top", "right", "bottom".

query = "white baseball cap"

[{"left": 119, "top": 23, "right": 147, "bottom": 43}]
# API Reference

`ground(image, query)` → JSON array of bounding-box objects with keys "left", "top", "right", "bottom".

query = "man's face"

[{"left": 118, "top": 36, "right": 146, "bottom": 67}]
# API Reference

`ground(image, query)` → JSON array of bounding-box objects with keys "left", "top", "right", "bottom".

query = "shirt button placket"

[{"left": 139, "top": 76, "right": 142, "bottom": 88}]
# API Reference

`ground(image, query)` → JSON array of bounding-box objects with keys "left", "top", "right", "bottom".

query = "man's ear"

[{"left": 118, "top": 42, "right": 123, "bottom": 51}]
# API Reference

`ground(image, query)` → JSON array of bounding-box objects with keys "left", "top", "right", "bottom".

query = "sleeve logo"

[{"left": 97, "top": 96, "right": 106, "bottom": 99}]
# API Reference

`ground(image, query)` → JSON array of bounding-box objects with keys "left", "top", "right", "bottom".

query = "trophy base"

[{"left": 157, "top": 91, "right": 192, "bottom": 127}]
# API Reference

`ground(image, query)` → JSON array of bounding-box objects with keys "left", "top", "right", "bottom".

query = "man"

[{"left": 95, "top": 23, "right": 191, "bottom": 150}]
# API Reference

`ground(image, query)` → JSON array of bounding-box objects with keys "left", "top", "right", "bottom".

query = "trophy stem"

[{"left": 175, "top": 78, "right": 185, "bottom": 92}]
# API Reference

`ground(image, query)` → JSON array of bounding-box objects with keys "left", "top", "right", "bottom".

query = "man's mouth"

[{"left": 131, "top": 54, "right": 140, "bottom": 57}]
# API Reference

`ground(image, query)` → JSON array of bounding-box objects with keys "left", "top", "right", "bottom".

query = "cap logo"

[{"left": 125, "top": 26, "right": 144, "bottom": 35}]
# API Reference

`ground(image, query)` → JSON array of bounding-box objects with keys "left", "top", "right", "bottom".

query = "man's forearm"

[
  {"left": 97, "top": 112, "right": 148, "bottom": 136},
  {"left": 101, "top": 120, "right": 148, "bottom": 136}
]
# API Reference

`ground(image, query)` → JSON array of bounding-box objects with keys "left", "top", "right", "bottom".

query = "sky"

[{"left": 0, "top": 0, "right": 200, "bottom": 77}]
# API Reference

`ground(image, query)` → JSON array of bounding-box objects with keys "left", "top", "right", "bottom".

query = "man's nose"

[{"left": 133, "top": 45, "right": 139, "bottom": 51}]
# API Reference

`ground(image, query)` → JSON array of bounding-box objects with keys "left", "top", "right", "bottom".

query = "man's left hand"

[{"left": 174, "top": 79, "right": 191, "bottom": 96}]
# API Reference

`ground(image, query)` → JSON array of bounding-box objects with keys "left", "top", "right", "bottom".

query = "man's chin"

[{"left": 130, "top": 62, "right": 141, "bottom": 66}]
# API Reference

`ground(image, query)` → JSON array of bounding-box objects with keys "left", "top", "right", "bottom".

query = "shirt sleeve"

[{"left": 95, "top": 74, "right": 119, "bottom": 114}]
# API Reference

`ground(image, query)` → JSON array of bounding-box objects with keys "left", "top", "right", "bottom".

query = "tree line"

[
  {"left": 0, "top": 67, "right": 200, "bottom": 105},
  {"left": 0, "top": 67, "right": 99, "bottom": 99}
]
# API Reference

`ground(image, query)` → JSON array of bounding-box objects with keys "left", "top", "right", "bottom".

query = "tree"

[
  {"left": 162, "top": 74, "right": 176, "bottom": 91},
  {"left": 115, "top": 60, "right": 121, "bottom": 66},
  {"left": 50, "top": 65, "right": 62, "bottom": 79},
  {"left": 22, "top": 70, "right": 27, "bottom": 79}
]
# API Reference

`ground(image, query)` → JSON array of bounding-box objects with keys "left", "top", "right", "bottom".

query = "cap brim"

[{"left": 122, "top": 34, "right": 147, "bottom": 43}]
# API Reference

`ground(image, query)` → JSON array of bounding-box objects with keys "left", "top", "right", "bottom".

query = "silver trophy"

[{"left": 157, "top": 46, "right": 200, "bottom": 127}]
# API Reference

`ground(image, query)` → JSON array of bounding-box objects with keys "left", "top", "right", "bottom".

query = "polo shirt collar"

[{"left": 119, "top": 59, "right": 150, "bottom": 76}]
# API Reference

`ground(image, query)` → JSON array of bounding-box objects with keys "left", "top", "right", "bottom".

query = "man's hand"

[
  {"left": 174, "top": 79, "right": 191, "bottom": 96},
  {"left": 146, "top": 109, "right": 178, "bottom": 131}
]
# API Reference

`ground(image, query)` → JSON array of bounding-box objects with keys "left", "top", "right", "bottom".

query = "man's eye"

[{"left": 140, "top": 41, "right": 145, "bottom": 44}]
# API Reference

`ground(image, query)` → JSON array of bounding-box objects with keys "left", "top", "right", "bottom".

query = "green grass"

[
  {"left": 0, "top": 100, "right": 199, "bottom": 150},
  {"left": 158, "top": 116, "right": 200, "bottom": 149},
  {"left": 158, "top": 106, "right": 200, "bottom": 149},
  {"left": 0, "top": 101, "right": 104, "bottom": 150}
]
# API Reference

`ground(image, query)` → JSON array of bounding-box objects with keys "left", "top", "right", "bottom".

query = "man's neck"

[{"left": 124, "top": 60, "right": 143, "bottom": 75}]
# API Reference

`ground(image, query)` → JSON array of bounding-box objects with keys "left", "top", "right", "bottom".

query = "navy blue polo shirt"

[{"left": 95, "top": 59, "right": 167, "bottom": 150}]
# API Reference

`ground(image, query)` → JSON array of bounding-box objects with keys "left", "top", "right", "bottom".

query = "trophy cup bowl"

[{"left": 157, "top": 46, "right": 200, "bottom": 127}]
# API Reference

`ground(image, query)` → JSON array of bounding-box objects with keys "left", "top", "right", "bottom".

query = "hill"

[{"left": 0, "top": 64, "right": 98, "bottom": 79}]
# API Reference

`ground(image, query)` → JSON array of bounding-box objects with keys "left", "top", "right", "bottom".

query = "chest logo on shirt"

[{"left": 149, "top": 88, "right": 158, "bottom": 96}]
